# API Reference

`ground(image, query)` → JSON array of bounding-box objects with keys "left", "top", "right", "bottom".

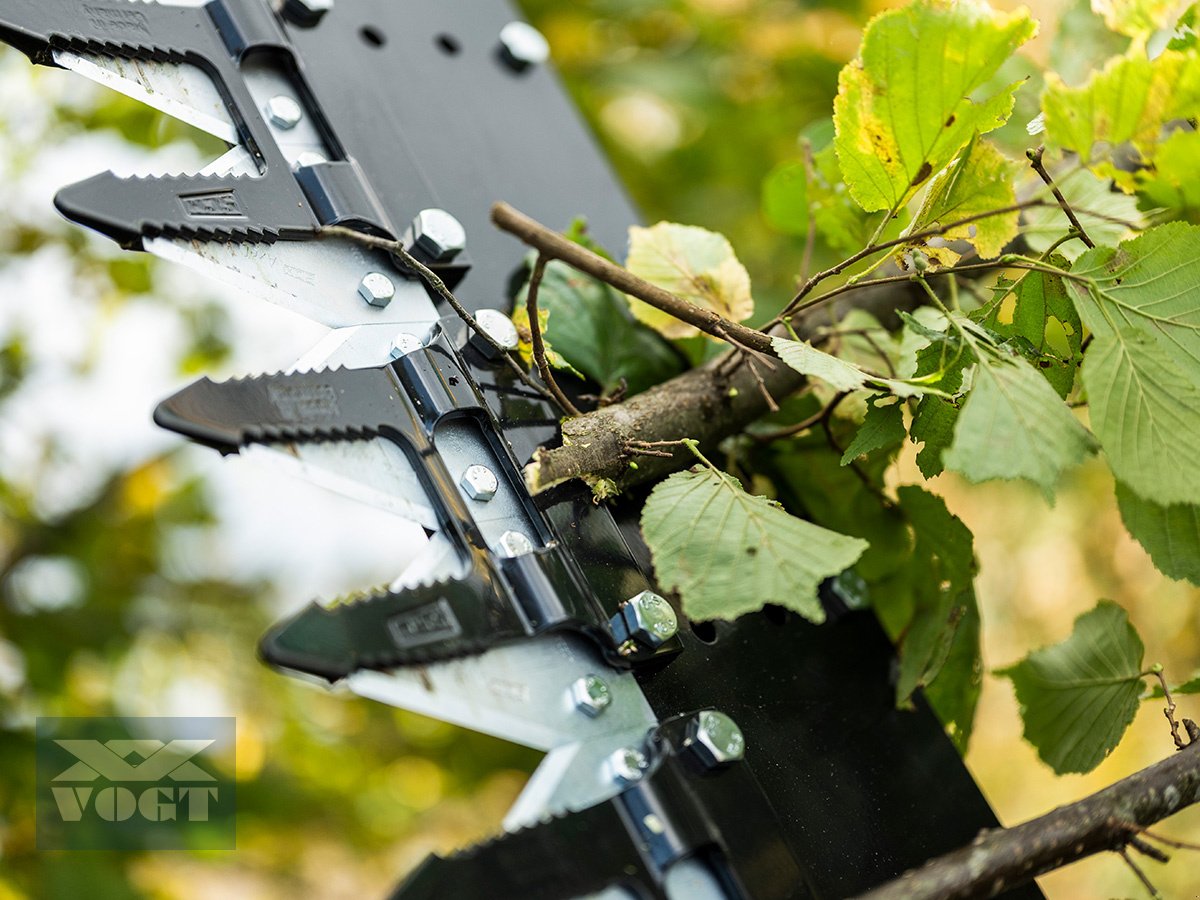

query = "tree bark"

[{"left": 854, "top": 742, "right": 1200, "bottom": 900}]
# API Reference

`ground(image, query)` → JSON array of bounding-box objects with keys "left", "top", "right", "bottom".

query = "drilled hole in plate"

[
  {"left": 436, "top": 33, "right": 461, "bottom": 55},
  {"left": 690, "top": 619, "right": 718, "bottom": 644},
  {"left": 361, "top": 26, "right": 386, "bottom": 47},
  {"left": 762, "top": 604, "right": 789, "bottom": 626}
]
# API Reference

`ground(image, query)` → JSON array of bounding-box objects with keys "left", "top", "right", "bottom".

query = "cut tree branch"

[{"left": 853, "top": 742, "right": 1200, "bottom": 900}]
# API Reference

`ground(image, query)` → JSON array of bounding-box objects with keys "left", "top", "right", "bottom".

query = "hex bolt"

[
  {"left": 497, "top": 530, "right": 534, "bottom": 558},
  {"left": 498, "top": 21, "right": 550, "bottom": 71},
  {"left": 388, "top": 332, "right": 423, "bottom": 360},
  {"left": 460, "top": 464, "right": 499, "bottom": 502},
  {"left": 265, "top": 95, "right": 303, "bottom": 130},
  {"left": 685, "top": 711, "right": 746, "bottom": 769},
  {"left": 408, "top": 208, "right": 466, "bottom": 262},
  {"left": 469, "top": 309, "right": 520, "bottom": 360},
  {"left": 282, "top": 0, "right": 333, "bottom": 26},
  {"left": 570, "top": 674, "right": 612, "bottom": 718},
  {"left": 609, "top": 590, "right": 678, "bottom": 653},
  {"left": 358, "top": 272, "right": 395, "bottom": 308},
  {"left": 607, "top": 746, "right": 648, "bottom": 786}
]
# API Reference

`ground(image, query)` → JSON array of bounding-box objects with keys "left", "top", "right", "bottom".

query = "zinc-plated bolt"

[
  {"left": 607, "top": 746, "right": 648, "bottom": 785},
  {"left": 497, "top": 530, "right": 534, "bottom": 558},
  {"left": 570, "top": 674, "right": 612, "bottom": 718},
  {"left": 358, "top": 272, "right": 395, "bottom": 308},
  {"left": 410, "top": 208, "right": 466, "bottom": 262},
  {"left": 388, "top": 332, "right": 423, "bottom": 360},
  {"left": 498, "top": 21, "right": 550, "bottom": 70},
  {"left": 282, "top": 0, "right": 333, "bottom": 26},
  {"left": 265, "top": 95, "right": 303, "bottom": 130},
  {"left": 460, "top": 464, "right": 499, "bottom": 502},
  {"left": 469, "top": 309, "right": 520, "bottom": 360},
  {"left": 610, "top": 590, "right": 678, "bottom": 652},
  {"left": 685, "top": 710, "right": 746, "bottom": 769}
]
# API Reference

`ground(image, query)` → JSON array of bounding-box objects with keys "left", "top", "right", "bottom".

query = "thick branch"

[
  {"left": 491, "top": 202, "right": 775, "bottom": 356},
  {"left": 854, "top": 743, "right": 1200, "bottom": 900}
]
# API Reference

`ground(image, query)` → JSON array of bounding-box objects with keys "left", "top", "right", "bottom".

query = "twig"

[
  {"left": 320, "top": 225, "right": 553, "bottom": 400},
  {"left": 1151, "top": 667, "right": 1186, "bottom": 751},
  {"left": 525, "top": 254, "right": 582, "bottom": 417},
  {"left": 1027, "top": 146, "right": 1096, "bottom": 249},
  {"left": 853, "top": 744, "right": 1200, "bottom": 900},
  {"left": 752, "top": 391, "right": 846, "bottom": 443},
  {"left": 1128, "top": 835, "right": 1170, "bottom": 863},
  {"left": 491, "top": 202, "right": 776, "bottom": 356},
  {"left": 1142, "top": 829, "right": 1200, "bottom": 851},
  {"left": 1119, "top": 847, "right": 1164, "bottom": 899}
]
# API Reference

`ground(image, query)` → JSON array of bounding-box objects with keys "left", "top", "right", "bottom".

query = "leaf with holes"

[
  {"left": 833, "top": 0, "right": 1036, "bottom": 214},
  {"left": 841, "top": 397, "right": 906, "bottom": 465},
  {"left": 640, "top": 466, "right": 867, "bottom": 623},
  {"left": 624, "top": 222, "right": 753, "bottom": 340},
  {"left": 998, "top": 601, "right": 1146, "bottom": 774}
]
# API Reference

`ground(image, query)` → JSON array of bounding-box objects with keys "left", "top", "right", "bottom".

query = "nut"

[
  {"left": 610, "top": 590, "right": 678, "bottom": 651},
  {"left": 357, "top": 272, "right": 395, "bottom": 308},
  {"left": 460, "top": 464, "right": 498, "bottom": 502},
  {"left": 410, "top": 208, "right": 466, "bottom": 262},
  {"left": 265, "top": 95, "right": 303, "bottom": 130},
  {"left": 469, "top": 309, "right": 519, "bottom": 360},
  {"left": 498, "top": 22, "right": 550, "bottom": 70},
  {"left": 570, "top": 675, "right": 612, "bottom": 718},
  {"left": 606, "top": 746, "right": 648, "bottom": 785},
  {"left": 282, "top": 0, "right": 333, "bottom": 26},
  {"left": 496, "top": 530, "right": 534, "bottom": 558},
  {"left": 388, "top": 332, "right": 423, "bottom": 360},
  {"left": 685, "top": 711, "right": 746, "bottom": 769}
]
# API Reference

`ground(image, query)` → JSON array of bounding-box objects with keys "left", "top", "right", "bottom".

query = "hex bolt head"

[
  {"left": 610, "top": 590, "right": 678, "bottom": 652},
  {"left": 388, "top": 332, "right": 423, "bottom": 360},
  {"left": 685, "top": 711, "right": 746, "bottom": 769},
  {"left": 410, "top": 208, "right": 466, "bottom": 262},
  {"left": 470, "top": 309, "right": 520, "bottom": 360},
  {"left": 498, "top": 21, "right": 550, "bottom": 70},
  {"left": 282, "top": 0, "right": 333, "bottom": 26},
  {"left": 265, "top": 95, "right": 303, "bottom": 130},
  {"left": 607, "top": 746, "right": 648, "bottom": 785},
  {"left": 460, "top": 464, "right": 499, "bottom": 502},
  {"left": 358, "top": 272, "right": 395, "bottom": 308},
  {"left": 570, "top": 674, "right": 612, "bottom": 718},
  {"left": 497, "top": 530, "right": 534, "bottom": 558}
]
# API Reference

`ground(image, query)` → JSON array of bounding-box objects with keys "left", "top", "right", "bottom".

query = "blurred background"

[{"left": 0, "top": 0, "right": 1197, "bottom": 897}]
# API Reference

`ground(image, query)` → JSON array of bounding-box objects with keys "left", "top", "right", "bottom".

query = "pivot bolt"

[
  {"left": 685, "top": 711, "right": 746, "bottom": 769},
  {"left": 498, "top": 22, "right": 550, "bottom": 71},
  {"left": 388, "top": 332, "right": 423, "bottom": 360},
  {"left": 460, "top": 464, "right": 498, "bottom": 502},
  {"left": 610, "top": 590, "right": 678, "bottom": 652},
  {"left": 497, "top": 530, "right": 534, "bottom": 558},
  {"left": 469, "top": 309, "right": 519, "bottom": 360},
  {"left": 570, "top": 675, "right": 612, "bottom": 718},
  {"left": 265, "top": 95, "right": 303, "bottom": 130},
  {"left": 358, "top": 272, "right": 395, "bottom": 308},
  {"left": 409, "top": 208, "right": 466, "bottom": 262},
  {"left": 282, "top": 0, "right": 333, "bottom": 27},
  {"left": 607, "top": 746, "right": 648, "bottom": 785}
]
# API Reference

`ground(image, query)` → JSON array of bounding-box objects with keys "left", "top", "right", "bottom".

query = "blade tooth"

[{"left": 54, "top": 170, "right": 314, "bottom": 249}]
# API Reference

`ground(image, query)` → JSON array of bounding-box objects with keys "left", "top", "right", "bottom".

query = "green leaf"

[
  {"left": 902, "top": 136, "right": 1022, "bottom": 267},
  {"left": 1021, "top": 166, "right": 1142, "bottom": 263},
  {"left": 923, "top": 596, "right": 983, "bottom": 754},
  {"left": 516, "top": 260, "right": 683, "bottom": 396},
  {"left": 1116, "top": 481, "right": 1200, "bottom": 584},
  {"left": 943, "top": 337, "right": 1097, "bottom": 499},
  {"left": 998, "top": 601, "right": 1145, "bottom": 774},
  {"left": 624, "top": 222, "right": 753, "bottom": 340},
  {"left": 640, "top": 465, "right": 867, "bottom": 623},
  {"left": 1068, "top": 223, "right": 1200, "bottom": 505},
  {"left": 1093, "top": 0, "right": 1187, "bottom": 36},
  {"left": 833, "top": 0, "right": 1036, "bottom": 214},
  {"left": 771, "top": 335, "right": 929, "bottom": 398},
  {"left": 762, "top": 159, "right": 809, "bottom": 237},
  {"left": 840, "top": 397, "right": 905, "bottom": 465},
  {"left": 1135, "top": 128, "right": 1200, "bottom": 216},
  {"left": 511, "top": 302, "right": 583, "bottom": 380},
  {"left": 910, "top": 396, "right": 960, "bottom": 478}
]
